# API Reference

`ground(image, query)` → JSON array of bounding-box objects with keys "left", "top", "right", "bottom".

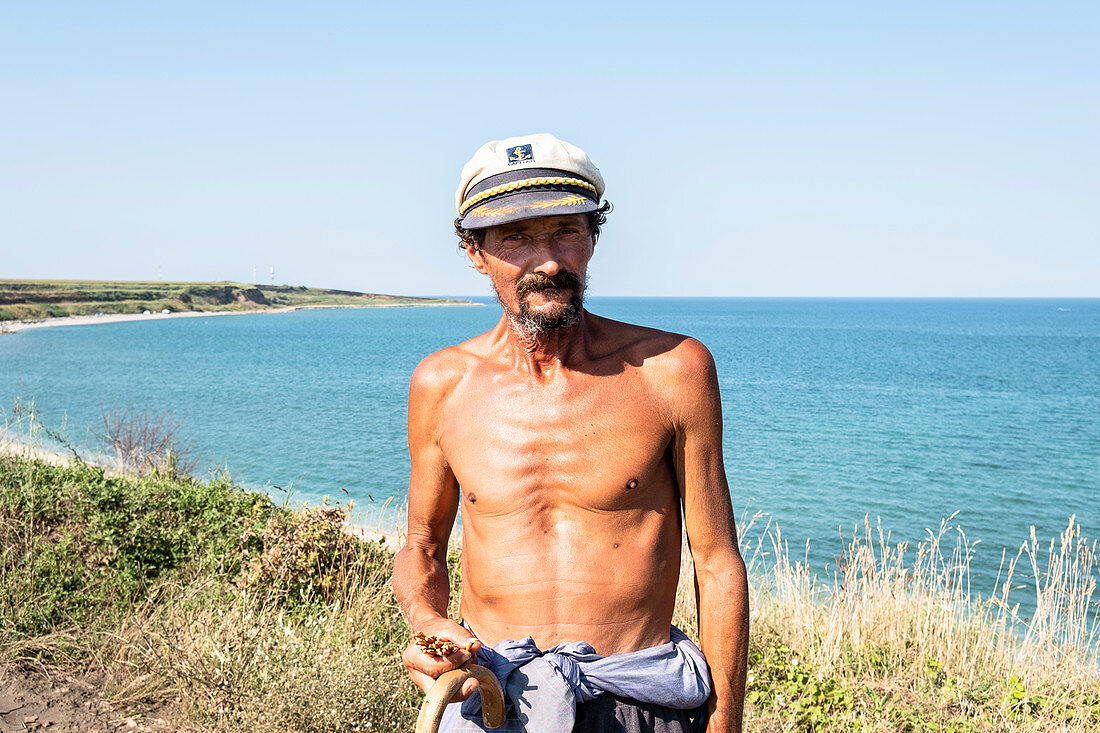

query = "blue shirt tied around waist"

[{"left": 439, "top": 625, "right": 712, "bottom": 732}]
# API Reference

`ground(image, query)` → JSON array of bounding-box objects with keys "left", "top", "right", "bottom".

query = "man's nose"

[
  {"left": 530, "top": 237, "right": 563, "bottom": 276},
  {"left": 533, "top": 256, "right": 561, "bottom": 277}
]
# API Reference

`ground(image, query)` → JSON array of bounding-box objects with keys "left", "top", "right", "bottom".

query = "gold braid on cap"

[{"left": 460, "top": 176, "right": 597, "bottom": 215}]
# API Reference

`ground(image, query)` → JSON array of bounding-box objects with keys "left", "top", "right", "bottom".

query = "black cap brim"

[
  {"left": 460, "top": 189, "right": 599, "bottom": 229},
  {"left": 458, "top": 167, "right": 600, "bottom": 229}
]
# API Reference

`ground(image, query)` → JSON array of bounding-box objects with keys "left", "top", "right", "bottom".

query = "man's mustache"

[{"left": 515, "top": 270, "right": 582, "bottom": 298}]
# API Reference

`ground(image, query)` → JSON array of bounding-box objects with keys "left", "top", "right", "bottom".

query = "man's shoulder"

[
  {"left": 591, "top": 316, "right": 720, "bottom": 431},
  {"left": 410, "top": 332, "right": 494, "bottom": 398},
  {"left": 589, "top": 314, "right": 716, "bottom": 380}
]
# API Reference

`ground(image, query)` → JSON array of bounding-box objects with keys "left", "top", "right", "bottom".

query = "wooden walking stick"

[
  {"left": 415, "top": 663, "right": 506, "bottom": 733},
  {"left": 411, "top": 633, "right": 506, "bottom": 732}
]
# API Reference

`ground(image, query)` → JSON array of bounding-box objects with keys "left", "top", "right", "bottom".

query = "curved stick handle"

[{"left": 415, "top": 663, "right": 506, "bottom": 733}]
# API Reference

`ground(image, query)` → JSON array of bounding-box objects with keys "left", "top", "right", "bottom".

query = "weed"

[
  {"left": 239, "top": 498, "right": 390, "bottom": 608},
  {"left": 100, "top": 406, "right": 198, "bottom": 478},
  {"left": 748, "top": 640, "right": 856, "bottom": 729}
]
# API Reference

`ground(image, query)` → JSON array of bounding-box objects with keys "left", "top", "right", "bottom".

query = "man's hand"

[{"left": 402, "top": 618, "right": 484, "bottom": 702}]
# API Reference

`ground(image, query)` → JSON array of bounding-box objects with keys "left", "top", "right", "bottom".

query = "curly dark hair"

[{"left": 455, "top": 201, "right": 613, "bottom": 252}]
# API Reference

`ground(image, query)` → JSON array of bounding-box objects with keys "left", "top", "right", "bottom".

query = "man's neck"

[{"left": 500, "top": 310, "right": 591, "bottom": 379}]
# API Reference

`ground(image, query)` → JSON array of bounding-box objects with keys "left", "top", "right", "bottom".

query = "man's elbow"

[{"left": 695, "top": 548, "right": 748, "bottom": 597}]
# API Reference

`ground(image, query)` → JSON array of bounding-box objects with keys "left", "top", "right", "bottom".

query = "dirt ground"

[{"left": 0, "top": 664, "right": 181, "bottom": 733}]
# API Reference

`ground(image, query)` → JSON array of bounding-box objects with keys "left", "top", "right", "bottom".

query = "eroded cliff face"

[
  {"left": 235, "top": 287, "right": 269, "bottom": 305},
  {"left": 0, "top": 280, "right": 471, "bottom": 322}
]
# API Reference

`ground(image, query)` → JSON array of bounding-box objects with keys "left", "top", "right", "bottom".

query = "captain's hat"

[{"left": 455, "top": 133, "right": 605, "bottom": 229}]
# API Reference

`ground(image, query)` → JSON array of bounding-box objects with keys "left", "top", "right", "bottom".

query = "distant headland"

[{"left": 0, "top": 279, "right": 477, "bottom": 332}]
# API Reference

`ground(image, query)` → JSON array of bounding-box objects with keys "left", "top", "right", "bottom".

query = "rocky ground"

[{"left": 0, "top": 665, "right": 180, "bottom": 733}]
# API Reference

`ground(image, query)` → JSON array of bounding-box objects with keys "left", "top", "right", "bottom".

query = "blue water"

[{"left": 2, "top": 298, "right": 1098, "bottom": 599}]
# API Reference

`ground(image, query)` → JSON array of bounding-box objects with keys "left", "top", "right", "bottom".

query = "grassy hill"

[
  {"left": 1, "top": 449, "right": 1097, "bottom": 731},
  {"left": 0, "top": 279, "right": 470, "bottom": 321}
]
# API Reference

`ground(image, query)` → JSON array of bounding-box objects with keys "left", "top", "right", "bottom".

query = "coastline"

[
  {"left": 0, "top": 434, "right": 406, "bottom": 544},
  {"left": 0, "top": 301, "right": 481, "bottom": 336},
  {"left": 0, "top": 435, "right": 74, "bottom": 466}
]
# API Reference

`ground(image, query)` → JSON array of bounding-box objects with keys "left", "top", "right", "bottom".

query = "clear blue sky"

[{"left": 2, "top": 2, "right": 1097, "bottom": 297}]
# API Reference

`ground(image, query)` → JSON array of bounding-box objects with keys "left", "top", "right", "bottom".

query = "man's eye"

[
  {"left": 503, "top": 234, "right": 524, "bottom": 241},
  {"left": 558, "top": 228, "right": 579, "bottom": 236}
]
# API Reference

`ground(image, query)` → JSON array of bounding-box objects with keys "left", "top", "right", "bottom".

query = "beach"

[
  {"left": 0, "top": 301, "right": 481, "bottom": 336},
  {"left": 0, "top": 435, "right": 72, "bottom": 464}
]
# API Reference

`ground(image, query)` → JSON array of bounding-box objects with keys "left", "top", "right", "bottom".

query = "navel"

[{"left": 626, "top": 478, "right": 639, "bottom": 490}]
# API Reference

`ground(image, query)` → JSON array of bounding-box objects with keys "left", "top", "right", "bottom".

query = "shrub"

[
  {"left": 0, "top": 456, "right": 274, "bottom": 652},
  {"left": 100, "top": 406, "right": 199, "bottom": 478},
  {"left": 239, "top": 500, "right": 390, "bottom": 606}
]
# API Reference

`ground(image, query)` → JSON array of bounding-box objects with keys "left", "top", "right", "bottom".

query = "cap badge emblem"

[{"left": 507, "top": 144, "right": 533, "bottom": 165}]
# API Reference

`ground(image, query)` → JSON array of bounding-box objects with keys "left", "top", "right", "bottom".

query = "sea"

[{"left": 2, "top": 297, "right": 1098, "bottom": 604}]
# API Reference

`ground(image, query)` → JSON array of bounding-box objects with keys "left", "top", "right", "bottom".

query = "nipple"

[
  {"left": 626, "top": 478, "right": 639, "bottom": 490},
  {"left": 467, "top": 492, "right": 477, "bottom": 503}
]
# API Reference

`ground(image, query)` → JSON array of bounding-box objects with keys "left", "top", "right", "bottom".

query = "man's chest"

[{"left": 438, "top": 372, "right": 677, "bottom": 512}]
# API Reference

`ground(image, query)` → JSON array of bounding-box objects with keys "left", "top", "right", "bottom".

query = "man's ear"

[{"left": 465, "top": 244, "right": 490, "bottom": 274}]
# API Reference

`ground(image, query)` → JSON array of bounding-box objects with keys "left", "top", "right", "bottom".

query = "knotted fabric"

[{"left": 439, "top": 626, "right": 711, "bottom": 732}]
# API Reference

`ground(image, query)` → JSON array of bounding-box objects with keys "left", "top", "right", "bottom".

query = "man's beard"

[{"left": 497, "top": 269, "right": 586, "bottom": 338}]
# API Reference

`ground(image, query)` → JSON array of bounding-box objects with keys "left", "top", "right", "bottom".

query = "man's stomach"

[{"left": 457, "top": 505, "right": 683, "bottom": 655}]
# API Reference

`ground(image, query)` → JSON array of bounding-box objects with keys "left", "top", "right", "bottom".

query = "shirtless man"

[{"left": 393, "top": 134, "right": 748, "bottom": 732}]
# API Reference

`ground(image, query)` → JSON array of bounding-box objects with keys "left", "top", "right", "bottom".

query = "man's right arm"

[{"left": 392, "top": 354, "right": 481, "bottom": 697}]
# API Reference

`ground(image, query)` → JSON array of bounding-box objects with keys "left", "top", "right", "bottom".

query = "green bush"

[
  {"left": 0, "top": 456, "right": 275, "bottom": 647},
  {"left": 238, "top": 500, "right": 395, "bottom": 608},
  {"left": 748, "top": 638, "right": 856, "bottom": 729},
  {"left": 0, "top": 454, "right": 420, "bottom": 729}
]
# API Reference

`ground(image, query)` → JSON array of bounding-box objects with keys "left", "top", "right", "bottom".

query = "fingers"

[
  {"left": 428, "top": 669, "right": 482, "bottom": 703},
  {"left": 412, "top": 626, "right": 481, "bottom": 657},
  {"left": 403, "top": 647, "right": 485, "bottom": 702},
  {"left": 402, "top": 639, "right": 482, "bottom": 681},
  {"left": 403, "top": 623, "right": 487, "bottom": 702},
  {"left": 407, "top": 666, "right": 437, "bottom": 695},
  {"left": 404, "top": 642, "right": 473, "bottom": 673},
  {"left": 459, "top": 676, "right": 481, "bottom": 701}
]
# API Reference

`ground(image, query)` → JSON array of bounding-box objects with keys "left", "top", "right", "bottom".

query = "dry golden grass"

[
  {"left": 4, "top": 439, "right": 1096, "bottom": 731},
  {"left": 671, "top": 511, "right": 1100, "bottom": 731},
  {"left": 92, "top": 504, "right": 1096, "bottom": 732},
  {"left": 105, "top": 504, "right": 419, "bottom": 733}
]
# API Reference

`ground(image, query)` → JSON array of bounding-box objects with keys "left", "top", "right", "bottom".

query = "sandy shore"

[
  {"left": 0, "top": 308, "right": 283, "bottom": 334},
  {"left": 0, "top": 435, "right": 406, "bottom": 544},
  {"left": 0, "top": 436, "right": 75, "bottom": 465},
  {"left": 0, "top": 301, "right": 480, "bottom": 336}
]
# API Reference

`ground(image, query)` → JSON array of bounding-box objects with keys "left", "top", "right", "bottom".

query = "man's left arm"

[{"left": 667, "top": 338, "right": 749, "bottom": 733}]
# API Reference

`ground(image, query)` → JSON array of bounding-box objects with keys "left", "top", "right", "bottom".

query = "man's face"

[{"left": 466, "top": 214, "right": 595, "bottom": 337}]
